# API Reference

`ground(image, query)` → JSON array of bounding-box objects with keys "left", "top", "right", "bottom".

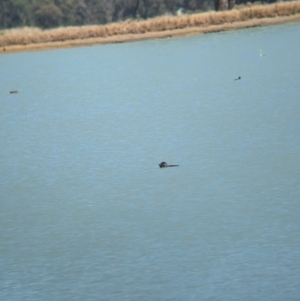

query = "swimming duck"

[{"left": 159, "top": 162, "right": 179, "bottom": 168}]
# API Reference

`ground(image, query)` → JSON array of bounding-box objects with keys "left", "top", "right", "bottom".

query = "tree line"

[{"left": 1, "top": 0, "right": 278, "bottom": 29}]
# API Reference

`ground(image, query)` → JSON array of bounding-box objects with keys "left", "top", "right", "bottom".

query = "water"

[{"left": 0, "top": 22, "right": 300, "bottom": 301}]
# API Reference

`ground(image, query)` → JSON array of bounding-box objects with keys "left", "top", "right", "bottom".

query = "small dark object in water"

[
  {"left": 159, "top": 162, "right": 179, "bottom": 168},
  {"left": 10, "top": 90, "right": 18, "bottom": 94},
  {"left": 234, "top": 76, "right": 241, "bottom": 81}
]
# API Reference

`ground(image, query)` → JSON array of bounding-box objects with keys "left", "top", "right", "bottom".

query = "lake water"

[{"left": 0, "top": 22, "right": 300, "bottom": 301}]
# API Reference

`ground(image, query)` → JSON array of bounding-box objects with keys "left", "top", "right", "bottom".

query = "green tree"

[
  {"left": 113, "top": 0, "right": 141, "bottom": 21},
  {"left": 0, "top": 0, "right": 32, "bottom": 28},
  {"left": 56, "top": 0, "right": 78, "bottom": 25},
  {"left": 34, "top": 3, "right": 63, "bottom": 28},
  {"left": 85, "top": 0, "right": 106, "bottom": 24}
]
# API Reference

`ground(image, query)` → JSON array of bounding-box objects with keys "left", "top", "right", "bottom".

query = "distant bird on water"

[
  {"left": 159, "top": 162, "right": 179, "bottom": 168},
  {"left": 259, "top": 49, "right": 263, "bottom": 57},
  {"left": 10, "top": 90, "right": 18, "bottom": 94},
  {"left": 234, "top": 76, "right": 241, "bottom": 81}
]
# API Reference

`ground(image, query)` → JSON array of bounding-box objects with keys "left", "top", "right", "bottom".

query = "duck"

[
  {"left": 234, "top": 76, "right": 241, "bottom": 81},
  {"left": 159, "top": 162, "right": 179, "bottom": 168},
  {"left": 10, "top": 90, "right": 18, "bottom": 94}
]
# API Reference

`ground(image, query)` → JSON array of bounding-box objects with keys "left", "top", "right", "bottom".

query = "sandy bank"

[{"left": 1, "top": 7, "right": 300, "bottom": 54}]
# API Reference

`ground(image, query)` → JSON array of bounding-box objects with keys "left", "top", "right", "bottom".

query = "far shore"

[{"left": 1, "top": 2, "right": 300, "bottom": 54}]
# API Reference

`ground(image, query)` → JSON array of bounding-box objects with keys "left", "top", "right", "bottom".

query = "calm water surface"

[{"left": 0, "top": 22, "right": 300, "bottom": 301}]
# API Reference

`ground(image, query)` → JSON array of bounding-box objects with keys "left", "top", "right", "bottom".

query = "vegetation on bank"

[
  {"left": 0, "top": 0, "right": 281, "bottom": 29},
  {"left": 1, "top": 1, "right": 300, "bottom": 48}
]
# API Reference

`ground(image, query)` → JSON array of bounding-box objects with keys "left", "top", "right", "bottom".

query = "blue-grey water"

[{"left": 1, "top": 22, "right": 300, "bottom": 301}]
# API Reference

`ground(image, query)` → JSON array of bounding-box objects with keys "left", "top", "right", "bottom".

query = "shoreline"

[{"left": 1, "top": 13, "right": 300, "bottom": 54}]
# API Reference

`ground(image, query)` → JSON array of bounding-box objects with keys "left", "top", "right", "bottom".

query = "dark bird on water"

[
  {"left": 159, "top": 162, "right": 179, "bottom": 168},
  {"left": 10, "top": 90, "right": 18, "bottom": 94},
  {"left": 234, "top": 76, "right": 241, "bottom": 81}
]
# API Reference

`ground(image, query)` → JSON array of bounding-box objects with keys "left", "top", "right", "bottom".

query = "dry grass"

[{"left": 1, "top": 1, "right": 300, "bottom": 48}]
